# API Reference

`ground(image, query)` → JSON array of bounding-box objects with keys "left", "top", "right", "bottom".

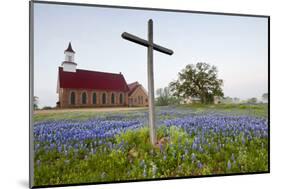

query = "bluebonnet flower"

[
  {"left": 227, "top": 160, "right": 232, "bottom": 170},
  {"left": 159, "top": 143, "right": 163, "bottom": 153},
  {"left": 50, "top": 143, "right": 55, "bottom": 150},
  {"left": 192, "top": 142, "right": 197, "bottom": 150},
  {"left": 58, "top": 146, "right": 62, "bottom": 153},
  {"left": 198, "top": 145, "right": 204, "bottom": 153},
  {"left": 197, "top": 161, "right": 203, "bottom": 169},
  {"left": 181, "top": 155, "right": 185, "bottom": 161}
]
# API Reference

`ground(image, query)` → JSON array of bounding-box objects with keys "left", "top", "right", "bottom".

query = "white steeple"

[{"left": 61, "top": 42, "right": 77, "bottom": 72}]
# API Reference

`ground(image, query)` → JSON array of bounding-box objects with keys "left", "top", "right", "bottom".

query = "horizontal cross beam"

[{"left": 121, "top": 32, "right": 174, "bottom": 55}]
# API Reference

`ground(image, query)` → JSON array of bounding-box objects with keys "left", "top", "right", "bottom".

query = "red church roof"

[{"left": 58, "top": 67, "right": 129, "bottom": 92}]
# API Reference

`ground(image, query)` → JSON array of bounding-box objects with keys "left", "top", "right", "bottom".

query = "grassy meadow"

[{"left": 33, "top": 104, "right": 268, "bottom": 186}]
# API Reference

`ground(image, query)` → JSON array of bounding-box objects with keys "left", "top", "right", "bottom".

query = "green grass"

[
  {"left": 34, "top": 103, "right": 268, "bottom": 122},
  {"left": 34, "top": 126, "right": 268, "bottom": 186},
  {"left": 177, "top": 103, "right": 268, "bottom": 117},
  {"left": 33, "top": 109, "right": 147, "bottom": 122},
  {"left": 34, "top": 111, "right": 102, "bottom": 122}
]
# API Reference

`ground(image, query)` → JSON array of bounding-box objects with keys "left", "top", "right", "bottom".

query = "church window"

[
  {"left": 92, "top": 93, "right": 97, "bottom": 104},
  {"left": 102, "top": 93, "right": 106, "bottom": 104},
  {"left": 70, "top": 91, "right": 75, "bottom": 105},
  {"left": 82, "top": 92, "right": 87, "bottom": 104}
]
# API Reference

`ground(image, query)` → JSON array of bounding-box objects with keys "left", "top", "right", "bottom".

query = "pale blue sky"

[{"left": 34, "top": 3, "right": 268, "bottom": 107}]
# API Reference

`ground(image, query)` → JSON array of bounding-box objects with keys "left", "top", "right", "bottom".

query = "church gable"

[{"left": 128, "top": 82, "right": 148, "bottom": 107}]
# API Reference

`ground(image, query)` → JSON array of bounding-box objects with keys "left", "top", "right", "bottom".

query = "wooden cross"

[{"left": 121, "top": 19, "right": 173, "bottom": 145}]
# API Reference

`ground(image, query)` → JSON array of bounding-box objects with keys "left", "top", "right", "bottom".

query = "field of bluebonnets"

[{"left": 33, "top": 104, "right": 268, "bottom": 186}]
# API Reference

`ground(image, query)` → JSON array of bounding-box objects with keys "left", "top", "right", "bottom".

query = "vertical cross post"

[
  {"left": 121, "top": 19, "right": 173, "bottom": 146},
  {"left": 147, "top": 19, "right": 157, "bottom": 145}
]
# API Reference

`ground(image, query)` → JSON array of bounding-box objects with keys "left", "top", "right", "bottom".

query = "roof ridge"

[
  {"left": 76, "top": 68, "right": 124, "bottom": 76},
  {"left": 128, "top": 81, "right": 139, "bottom": 85}
]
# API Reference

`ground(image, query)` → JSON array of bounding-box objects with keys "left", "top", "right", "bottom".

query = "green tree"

[
  {"left": 169, "top": 62, "right": 224, "bottom": 104},
  {"left": 247, "top": 97, "right": 258, "bottom": 104},
  {"left": 33, "top": 96, "right": 39, "bottom": 110}
]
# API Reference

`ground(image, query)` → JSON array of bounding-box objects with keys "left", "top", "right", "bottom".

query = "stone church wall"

[{"left": 59, "top": 88, "right": 129, "bottom": 108}]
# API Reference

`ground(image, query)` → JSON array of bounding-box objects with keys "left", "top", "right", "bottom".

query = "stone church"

[{"left": 57, "top": 43, "right": 148, "bottom": 108}]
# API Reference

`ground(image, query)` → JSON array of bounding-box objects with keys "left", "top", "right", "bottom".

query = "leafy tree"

[
  {"left": 42, "top": 106, "right": 53, "bottom": 110},
  {"left": 33, "top": 96, "right": 39, "bottom": 110},
  {"left": 169, "top": 62, "right": 224, "bottom": 104},
  {"left": 247, "top": 97, "right": 258, "bottom": 104},
  {"left": 262, "top": 93, "right": 268, "bottom": 102}
]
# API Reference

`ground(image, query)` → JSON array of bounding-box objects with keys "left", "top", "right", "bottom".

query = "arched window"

[
  {"left": 119, "top": 93, "right": 123, "bottom": 104},
  {"left": 111, "top": 93, "right": 115, "bottom": 104},
  {"left": 102, "top": 93, "right": 106, "bottom": 104},
  {"left": 92, "top": 93, "right": 97, "bottom": 104},
  {"left": 82, "top": 92, "right": 87, "bottom": 104},
  {"left": 70, "top": 92, "right": 75, "bottom": 105}
]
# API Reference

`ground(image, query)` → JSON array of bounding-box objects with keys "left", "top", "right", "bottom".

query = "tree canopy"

[
  {"left": 169, "top": 62, "right": 224, "bottom": 104},
  {"left": 247, "top": 97, "right": 258, "bottom": 104}
]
